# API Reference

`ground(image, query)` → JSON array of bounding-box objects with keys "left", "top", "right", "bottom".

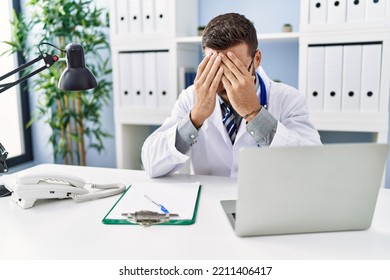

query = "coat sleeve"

[
  {"left": 270, "top": 84, "right": 322, "bottom": 146},
  {"left": 141, "top": 87, "right": 194, "bottom": 178}
]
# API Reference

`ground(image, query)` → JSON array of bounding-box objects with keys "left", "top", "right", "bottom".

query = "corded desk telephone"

[{"left": 2, "top": 170, "right": 126, "bottom": 209}]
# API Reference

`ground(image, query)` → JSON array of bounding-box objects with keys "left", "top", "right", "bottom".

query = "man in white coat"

[{"left": 142, "top": 13, "right": 321, "bottom": 178}]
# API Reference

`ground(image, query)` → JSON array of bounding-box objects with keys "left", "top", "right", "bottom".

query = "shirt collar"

[{"left": 254, "top": 71, "right": 260, "bottom": 94}]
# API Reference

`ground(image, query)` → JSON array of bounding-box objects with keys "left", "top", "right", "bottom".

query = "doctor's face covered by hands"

[{"left": 190, "top": 13, "right": 261, "bottom": 129}]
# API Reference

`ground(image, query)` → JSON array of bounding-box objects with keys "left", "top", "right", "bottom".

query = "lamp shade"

[{"left": 58, "top": 43, "right": 98, "bottom": 91}]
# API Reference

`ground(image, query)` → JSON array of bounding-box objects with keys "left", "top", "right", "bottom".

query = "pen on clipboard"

[{"left": 144, "top": 195, "right": 169, "bottom": 214}]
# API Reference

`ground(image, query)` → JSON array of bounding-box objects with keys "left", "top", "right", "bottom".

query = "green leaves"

[
  {"left": 1, "top": 10, "right": 32, "bottom": 57},
  {"left": 2, "top": 0, "right": 113, "bottom": 165}
]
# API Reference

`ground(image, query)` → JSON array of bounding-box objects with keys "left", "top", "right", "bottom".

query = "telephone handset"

[
  {"left": 17, "top": 172, "right": 87, "bottom": 188},
  {"left": 2, "top": 170, "right": 126, "bottom": 209}
]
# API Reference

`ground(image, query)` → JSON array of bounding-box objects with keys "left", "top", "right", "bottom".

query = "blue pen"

[{"left": 144, "top": 195, "right": 169, "bottom": 214}]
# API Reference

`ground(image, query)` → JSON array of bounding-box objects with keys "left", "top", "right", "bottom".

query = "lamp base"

[{"left": 0, "top": 185, "right": 11, "bottom": 197}]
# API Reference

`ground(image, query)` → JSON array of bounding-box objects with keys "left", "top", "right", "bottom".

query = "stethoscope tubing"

[{"left": 257, "top": 72, "right": 267, "bottom": 109}]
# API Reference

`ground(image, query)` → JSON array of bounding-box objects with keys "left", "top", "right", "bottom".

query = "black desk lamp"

[
  {"left": 0, "top": 42, "right": 97, "bottom": 93},
  {"left": 0, "top": 42, "right": 98, "bottom": 196},
  {"left": 58, "top": 43, "right": 98, "bottom": 91}
]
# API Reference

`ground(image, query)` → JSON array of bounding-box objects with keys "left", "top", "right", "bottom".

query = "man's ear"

[{"left": 254, "top": 50, "right": 262, "bottom": 68}]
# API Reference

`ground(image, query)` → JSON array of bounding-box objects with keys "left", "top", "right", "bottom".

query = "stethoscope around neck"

[{"left": 256, "top": 72, "right": 268, "bottom": 110}]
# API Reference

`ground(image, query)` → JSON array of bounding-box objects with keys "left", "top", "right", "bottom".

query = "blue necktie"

[{"left": 222, "top": 104, "right": 237, "bottom": 143}]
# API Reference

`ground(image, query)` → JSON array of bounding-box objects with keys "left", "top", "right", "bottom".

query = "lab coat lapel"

[{"left": 234, "top": 118, "right": 247, "bottom": 143}]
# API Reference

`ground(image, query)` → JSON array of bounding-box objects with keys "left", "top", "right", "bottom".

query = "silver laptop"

[{"left": 221, "top": 143, "right": 389, "bottom": 237}]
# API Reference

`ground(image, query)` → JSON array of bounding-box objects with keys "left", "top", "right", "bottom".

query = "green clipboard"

[{"left": 102, "top": 182, "right": 201, "bottom": 226}]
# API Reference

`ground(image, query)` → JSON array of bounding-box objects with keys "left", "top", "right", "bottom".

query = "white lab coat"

[{"left": 142, "top": 67, "right": 321, "bottom": 178}]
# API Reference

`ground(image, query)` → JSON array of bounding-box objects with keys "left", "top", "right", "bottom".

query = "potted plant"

[
  {"left": 197, "top": 25, "right": 206, "bottom": 36},
  {"left": 2, "top": 0, "right": 112, "bottom": 166},
  {"left": 282, "top": 23, "right": 293, "bottom": 32}
]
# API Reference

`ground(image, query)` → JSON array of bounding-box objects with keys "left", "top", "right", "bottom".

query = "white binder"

[
  {"left": 360, "top": 44, "right": 382, "bottom": 112},
  {"left": 366, "top": 0, "right": 386, "bottom": 21},
  {"left": 118, "top": 53, "right": 133, "bottom": 107},
  {"left": 309, "top": 0, "right": 327, "bottom": 24},
  {"left": 156, "top": 51, "right": 171, "bottom": 108},
  {"left": 307, "top": 46, "right": 325, "bottom": 112},
  {"left": 130, "top": 52, "right": 145, "bottom": 107},
  {"left": 142, "top": 0, "right": 155, "bottom": 33},
  {"left": 129, "top": 0, "right": 142, "bottom": 34},
  {"left": 116, "top": 0, "right": 129, "bottom": 34},
  {"left": 327, "top": 0, "right": 346, "bottom": 23},
  {"left": 342, "top": 45, "right": 362, "bottom": 112},
  {"left": 155, "top": 0, "right": 170, "bottom": 34},
  {"left": 324, "top": 46, "right": 343, "bottom": 112},
  {"left": 143, "top": 52, "right": 158, "bottom": 108},
  {"left": 178, "top": 66, "right": 187, "bottom": 93},
  {"left": 346, "top": 0, "right": 366, "bottom": 22}
]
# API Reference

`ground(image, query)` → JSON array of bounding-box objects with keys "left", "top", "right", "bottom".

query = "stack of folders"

[
  {"left": 178, "top": 67, "right": 196, "bottom": 92},
  {"left": 118, "top": 51, "right": 171, "bottom": 108},
  {"left": 309, "top": 0, "right": 387, "bottom": 24},
  {"left": 115, "top": 0, "right": 171, "bottom": 35},
  {"left": 185, "top": 72, "right": 197, "bottom": 89},
  {"left": 306, "top": 43, "right": 382, "bottom": 113},
  {"left": 102, "top": 182, "right": 201, "bottom": 225}
]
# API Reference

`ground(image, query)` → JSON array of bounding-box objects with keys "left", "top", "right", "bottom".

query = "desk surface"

[{"left": 1, "top": 164, "right": 390, "bottom": 260}]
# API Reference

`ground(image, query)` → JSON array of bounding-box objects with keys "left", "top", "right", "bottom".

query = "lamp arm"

[
  {"left": 0, "top": 50, "right": 60, "bottom": 173},
  {"left": 0, "top": 53, "right": 59, "bottom": 94},
  {"left": 0, "top": 42, "right": 95, "bottom": 175}
]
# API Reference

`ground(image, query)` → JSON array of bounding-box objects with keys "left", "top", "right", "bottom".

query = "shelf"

[
  {"left": 310, "top": 112, "right": 389, "bottom": 132},
  {"left": 301, "top": 22, "right": 390, "bottom": 34},
  {"left": 176, "top": 32, "right": 300, "bottom": 44},
  {"left": 115, "top": 108, "right": 171, "bottom": 125},
  {"left": 258, "top": 32, "right": 300, "bottom": 42}
]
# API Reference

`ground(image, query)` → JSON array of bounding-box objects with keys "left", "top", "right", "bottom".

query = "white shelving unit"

[
  {"left": 111, "top": 0, "right": 390, "bottom": 170},
  {"left": 110, "top": 0, "right": 199, "bottom": 169},
  {"left": 299, "top": 0, "right": 390, "bottom": 143}
]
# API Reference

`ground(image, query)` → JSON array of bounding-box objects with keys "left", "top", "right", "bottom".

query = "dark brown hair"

[{"left": 202, "top": 13, "right": 258, "bottom": 57}]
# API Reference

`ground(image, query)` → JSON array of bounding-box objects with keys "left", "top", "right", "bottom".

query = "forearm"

[
  {"left": 175, "top": 114, "right": 199, "bottom": 154},
  {"left": 246, "top": 108, "right": 278, "bottom": 146}
]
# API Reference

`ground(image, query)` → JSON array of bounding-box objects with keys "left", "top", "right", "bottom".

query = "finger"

[
  {"left": 194, "top": 54, "right": 210, "bottom": 82},
  {"left": 220, "top": 62, "right": 237, "bottom": 85},
  {"left": 219, "top": 53, "right": 242, "bottom": 81},
  {"left": 195, "top": 53, "right": 217, "bottom": 83},
  {"left": 225, "top": 51, "right": 249, "bottom": 77},
  {"left": 209, "top": 67, "right": 224, "bottom": 93},
  {"left": 203, "top": 54, "right": 221, "bottom": 87},
  {"left": 221, "top": 74, "right": 233, "bottom": 92}
]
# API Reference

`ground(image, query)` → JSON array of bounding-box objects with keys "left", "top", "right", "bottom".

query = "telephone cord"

[{"left": 72, "top": 183, "right": 126, "bottom": 202}]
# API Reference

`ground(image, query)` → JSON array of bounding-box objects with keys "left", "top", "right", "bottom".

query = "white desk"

[{"left": 1, "top": 164, "right": 390, "bottom": 260}]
